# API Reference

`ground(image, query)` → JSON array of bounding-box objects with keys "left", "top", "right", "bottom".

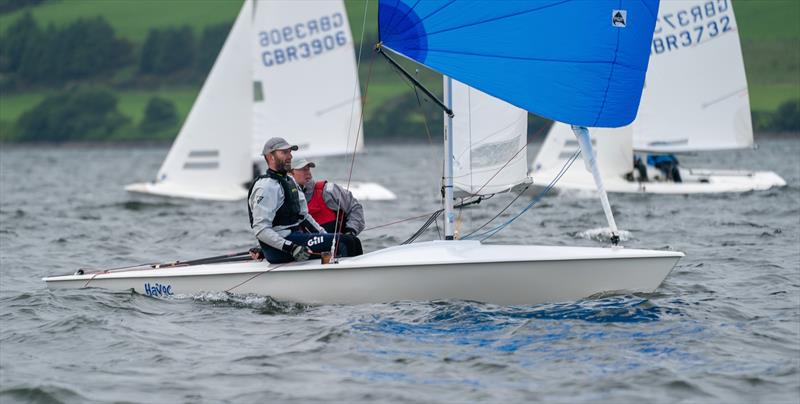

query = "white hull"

[
  {"left": 125, "top": 181, "right": 396, "bottom": 201},
  {"left": 44, "top": 241, "right": 682, "bottom": 306},
  {"left": 531, "top": 166, "right": 786, "bottom": 195}
]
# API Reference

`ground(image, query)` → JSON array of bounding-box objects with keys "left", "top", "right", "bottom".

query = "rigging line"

[
  {"left": 464, "top": 148, "right": 578, "bottom": 238},
  {"left": 470, "top": 150, "right": 581, "bottom": 241},
  {"left": 332, "top": 1, "right": 373, "bottom": 258},
  {"left": 462, "top": 122, "right": 549, "bottom": 199},
  {"left": 224, "top": 262, "right": 289, "bottom": 293},
  {"left": 384, "top": 55, "right": 440, "bottom": 176},
  {"left": 480, "top": 151, "right": 580, "bottom": 241},
  {"left": 362, "top": 211, "right": 440, "bottom": 232},
  {"left": 412, "top": 83, "right": 436, "bottom": 147}
]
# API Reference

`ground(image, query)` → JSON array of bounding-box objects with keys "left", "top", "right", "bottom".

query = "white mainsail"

[
  {"left": 127, "top": 0, "right": 253, "bottom": 201},
  {"left": 451, "top": 80, "right": 529, "bottom": 196},
  {"left": 251, "top": 0, "right": 363, "bottom": 159},
  {"left": 633, "top": 0, "right": 753, "bottom": 152}
]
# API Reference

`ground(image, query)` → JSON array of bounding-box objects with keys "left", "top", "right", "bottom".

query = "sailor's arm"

[
  {"left": 325, "top": 182, "right": 365, "bottom": 235},
  {"left": 250, "top": 181, "right": 291, "bottom": 249}
]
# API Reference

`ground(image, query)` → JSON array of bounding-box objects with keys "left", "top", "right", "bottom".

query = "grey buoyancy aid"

[{"left": 248, "top": 169, "right": 303, "bottom": 228}]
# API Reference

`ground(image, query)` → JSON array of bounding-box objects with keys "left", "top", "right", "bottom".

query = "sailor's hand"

[
  {"left": 291, "top": 245, "right": 312, "bottom": 261},
  {"left": 344, "top": 227, "right": 357, "bottom": 236},
  {"left": 282, "top": 241, "right": 311, "bottom": 261},
  {"left": 249, "top": 247, "right": 264, "bottom": 260}
]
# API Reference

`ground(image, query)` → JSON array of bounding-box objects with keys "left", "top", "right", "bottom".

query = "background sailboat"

[
  {"left": 531, "top": 0, "right": 786, "bottom": 194},
  {"left": 125, "top": 0, "right": 396, "bottom": 201}
]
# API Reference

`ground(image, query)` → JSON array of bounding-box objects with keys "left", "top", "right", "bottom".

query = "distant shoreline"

[{"left": 0, "top": 132, "right": 797, "bottom": 150}]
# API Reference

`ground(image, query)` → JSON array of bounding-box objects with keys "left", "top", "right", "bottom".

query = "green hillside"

[{"left": 0, "top": 0, "right": 797, "bottom": 142}]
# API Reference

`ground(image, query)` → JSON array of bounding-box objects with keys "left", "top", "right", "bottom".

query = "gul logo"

[
  {"left": 144, "top": 282, "right": 173, "bottom": 297},
  {"left": 612, "top": 10, "right": 627, "bottom": 27},
  {"left": 306, "top": 236, "right": 324, "bottom": 247}
]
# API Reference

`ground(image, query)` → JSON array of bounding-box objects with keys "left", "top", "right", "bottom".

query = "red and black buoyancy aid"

[{"left": 307, "top": 180, "right": 345, "bottom": 228}]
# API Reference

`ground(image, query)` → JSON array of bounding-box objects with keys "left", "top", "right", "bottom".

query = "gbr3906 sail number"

[{"left": 259, "top": 13, "right": 348, "bottom": 67}]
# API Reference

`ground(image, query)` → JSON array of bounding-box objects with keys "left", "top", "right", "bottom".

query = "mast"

[
  {"left": 443, "top": 76, "right": 455, "bottom": 240},
  {"left": 571, "top": 125, "right": 620, "bottom": 245}
]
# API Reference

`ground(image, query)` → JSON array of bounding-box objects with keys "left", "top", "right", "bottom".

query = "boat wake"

[
  {"left": 190, "top": 292, "right": 310, "bottom": 315},
  {"left": 573, "top": 227, "right": 632, "bottom": 242}
]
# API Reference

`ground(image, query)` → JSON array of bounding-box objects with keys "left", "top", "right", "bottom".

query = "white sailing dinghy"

[
  {"left": 531, "top": 0, "right": 786, "bottom": 194},
  {"left": 125, "top": 0, "right": 396, "bottom": 201},
  {"left": 47, "top": 0, "right": 683, "bottom": 306}
]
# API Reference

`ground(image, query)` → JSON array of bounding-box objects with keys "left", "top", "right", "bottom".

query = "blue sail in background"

[{"left": 379, "top": 0, "right": 659, "bottom": 128}]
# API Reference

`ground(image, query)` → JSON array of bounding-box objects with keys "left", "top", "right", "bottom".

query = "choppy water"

[{"left": 1, "top": 137, "right": 799, "bottom": 403}]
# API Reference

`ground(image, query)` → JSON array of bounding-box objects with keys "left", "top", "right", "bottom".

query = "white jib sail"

[
  {"left": 151, "top": 0, "right": 254, "bottom": 198},
  {"left": 451, "top": 80, "right": 529, "bottom": 196},
  {"left": 251, "top": 0, "right": 363, "bottom": 159},
  {"left": 633, "top": 0, "right": 752, "bottom": 153}
]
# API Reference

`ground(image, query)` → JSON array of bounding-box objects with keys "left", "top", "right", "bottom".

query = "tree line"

[
  {"left": 0, "top": 12, "right": 228, "bottom": 89},
  {"left": 0, "top": 12, "right": 230, "bottom": 141},
  {"left": 0, "top": 11, "right": 796, "bottom": 143}
]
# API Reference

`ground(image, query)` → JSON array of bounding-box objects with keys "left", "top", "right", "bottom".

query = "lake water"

[{"left": 1, "top": 137, "right": 798, "bottom": 403}]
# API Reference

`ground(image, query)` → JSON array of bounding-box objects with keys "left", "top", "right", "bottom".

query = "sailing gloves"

[{"left": 282, "top": 241, "right": 312, "bottom": 261}]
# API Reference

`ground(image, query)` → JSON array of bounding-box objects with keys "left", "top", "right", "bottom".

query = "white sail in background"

[
  {"left": 132, "top": 0, "right": 253, "bottom": 200},
  {"left": 633, "top": 0, "right": 752, "bottom": 152},
  {"left": 533, "top": 122, "right": 633, "bottom": 181},
  {"left": 251, "top": 0, "right": 363, "bottom": 159},
  {"left": 127, "top": 0, "right": 395, "bottom": 201},
  {"left": 451, "top": 80, "right": 529, "bottom": 196}
]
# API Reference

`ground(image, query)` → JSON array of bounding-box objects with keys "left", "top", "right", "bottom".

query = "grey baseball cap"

[
  {"left": 291, "top": 158, "right": 316, "bottom": 170},
  {"left": 262, "top": 137, "right": 299, "bottom": 155}
]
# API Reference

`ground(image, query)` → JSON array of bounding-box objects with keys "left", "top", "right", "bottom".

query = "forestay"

[
  {"left": 379, "top": 0, "right": 659, "bottom": 128},
  {"left": 632, "top": 0, "right": 752, "bottom": 152},
  {"left": 251, "top": 0, "right": 364, "bottom": 158},
  {"left": 450, "top": 79, "right": 529, "bottom": 196},
  {"left": 154, "top": 0, "right": 253, "bottom": 196}
]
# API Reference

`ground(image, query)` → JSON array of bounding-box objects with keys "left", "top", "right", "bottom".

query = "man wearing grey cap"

[
  {"left": 289, "top": 158, "right": 364, "bottom": 256},
  {"left": 248, "top": 137, "right": 348, "bottom": 263}
]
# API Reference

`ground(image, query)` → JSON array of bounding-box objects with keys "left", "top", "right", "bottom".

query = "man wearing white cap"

[
  {"left": 289, "top": 158, "right": 364, "bottom": 256},
  {"left": 248, "top": 137, "right": 348, "bottom": 263}
]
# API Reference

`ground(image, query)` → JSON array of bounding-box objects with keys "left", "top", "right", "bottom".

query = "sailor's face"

[
  {"left": 292, "top": 166, "right": 313, "bottom": 186},
  {"left": 272, "top": 149, "right": 292, "bottom": 171}
]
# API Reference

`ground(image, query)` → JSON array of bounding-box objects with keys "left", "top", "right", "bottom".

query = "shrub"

[
  {"left": 140, "top": 96, "right": 178, "bottom": 133},
  {"left": 139, "top": 26, "right": 196, "bottom": 76},
  {"left": 771, "top": 99, "right": 799, "bottom": 132},
  {"left": 15, "top": 87, "right": 130, "bottom": 142}
]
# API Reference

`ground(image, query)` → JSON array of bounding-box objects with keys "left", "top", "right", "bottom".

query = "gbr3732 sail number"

[
  {"left": 651, "top": 0, "right": 732, "bottom": 55},
  {"left": 258, "top": 13, "right": 348, "bottom": 68}
]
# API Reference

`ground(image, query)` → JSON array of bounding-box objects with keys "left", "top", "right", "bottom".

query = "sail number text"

[
  {"left": 258, "top": 13, "right": 348, "bottom": 67},
  {"left": 651, "top": 0, "right": 732, "bottom": 55}
]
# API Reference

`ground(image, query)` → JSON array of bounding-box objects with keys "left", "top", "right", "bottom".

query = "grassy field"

[
  {"left": 1, "top": 87, "right": 199, "bottom": 126},
  {"left": 0, "top": 0, "right": 797, "bottom": 139},
  {"left": 0, "top": 0, "right": 240, "bottom": 42}
]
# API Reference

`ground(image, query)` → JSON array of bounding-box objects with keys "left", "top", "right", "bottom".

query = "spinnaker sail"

[{"left": 379, "top": 0, "right": 659, "bottom": 127}]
